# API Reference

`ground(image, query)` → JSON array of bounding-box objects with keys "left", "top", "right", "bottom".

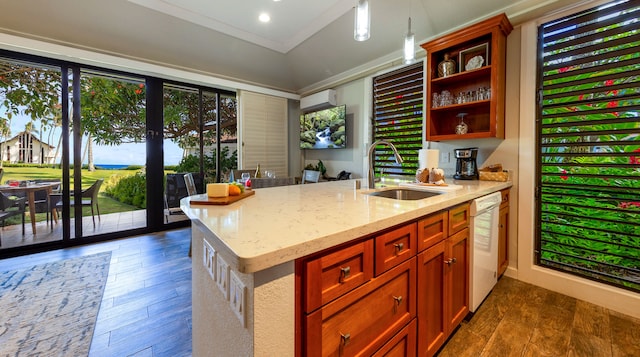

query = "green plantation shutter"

[
  {"left": 372, "top": 62, "right": 423, "bottom": 180},
  {"left": 536, "top": 0, "right": 640, "bottom": 292}
]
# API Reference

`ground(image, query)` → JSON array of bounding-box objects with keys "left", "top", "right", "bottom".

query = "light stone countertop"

[{"left": 182, "top": 179, "right": 512, "bottom": 273}]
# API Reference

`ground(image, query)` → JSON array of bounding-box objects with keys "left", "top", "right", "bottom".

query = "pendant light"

[
  {"left": 354, "top": 0, "right": 370, "bottom": 41},
  {"left": 403, "top": 17, "right": 415, "bottom": 63}
]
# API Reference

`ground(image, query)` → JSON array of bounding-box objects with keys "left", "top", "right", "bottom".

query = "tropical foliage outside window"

[
  {"left": 372, "top": 62, "right": 423, "bottom": 180},
  {"left": 0, "top": 60, "right": 237, "bottom": 175},
  {"left": 536, "top": 0, "right": 639, "bottom": 292}
]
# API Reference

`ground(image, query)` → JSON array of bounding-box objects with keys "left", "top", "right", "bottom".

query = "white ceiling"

[
  {"left": 0, "top": 0, "right": 585, "bottom": 93},
  {"left": 129, "top": 0, "right": 355, "bottom": 53}
]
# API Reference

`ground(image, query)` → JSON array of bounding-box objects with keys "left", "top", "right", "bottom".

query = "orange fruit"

[{"left": 229, "top": 184, "right": 241, "bottom": 196}]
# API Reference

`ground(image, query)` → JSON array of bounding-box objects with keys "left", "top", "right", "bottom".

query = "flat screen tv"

[{"left": 300, "top": 105, "right": 346, "bottom": 149}]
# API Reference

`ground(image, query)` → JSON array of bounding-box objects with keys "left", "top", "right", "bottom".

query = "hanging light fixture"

[
  {"left": 354, "top": 0, "right": 370, "bottom": 41},
  {"left": 403, "top": 17, "right": 415, "bottom": 63}
]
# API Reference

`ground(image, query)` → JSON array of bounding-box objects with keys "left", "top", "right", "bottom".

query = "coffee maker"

[{"left": 454, "top": 148, "right": 479, "bottom": 180}]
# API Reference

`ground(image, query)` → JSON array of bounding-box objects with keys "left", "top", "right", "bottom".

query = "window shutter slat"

[
  {"left": 372, "top": 63, "right": 424, "bottom": 180},
  {"left": 536, "top": 0, "right": 640, "bottom": 292}
]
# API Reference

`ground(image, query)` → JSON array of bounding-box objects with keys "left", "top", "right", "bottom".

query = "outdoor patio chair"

[
  {"left": 164, "top": 174, "right": 186, "bottom": 223},
  {"left": 0, "top": 192, "right": 26, "bottom": 246},
  {"left": 184, "top": 173, "right": 198, "bottom": 196},
  {"left": 53, "top": 179, "right": 104, "bottom": 226},
  {"left": 32, "top": 179, "right": 61, "bottom": 227},
  {"left": 183, "top": 173, "right": 199, "bottom": 257}
]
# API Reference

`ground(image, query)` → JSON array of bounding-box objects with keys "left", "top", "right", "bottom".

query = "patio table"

[{"left": 0, "top": 182, "right": 60, "bottom": 234}]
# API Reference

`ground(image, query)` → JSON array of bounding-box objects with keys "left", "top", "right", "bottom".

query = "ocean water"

[{"left": 95, "top": 164, "right": 131, "bottom": 170}]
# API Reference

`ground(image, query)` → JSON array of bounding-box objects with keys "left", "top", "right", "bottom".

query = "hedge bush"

[{"left": 104, "top": 171, "right": 147, "bottom": 208}]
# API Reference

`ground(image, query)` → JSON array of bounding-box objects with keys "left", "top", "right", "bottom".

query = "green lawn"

[{"left": 1, "top": 166, "right": 155, "bottom": 224}]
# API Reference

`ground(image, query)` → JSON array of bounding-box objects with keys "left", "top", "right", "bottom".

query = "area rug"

[{"left": 0, "top": 252, "right": 111, "bottom": 356}]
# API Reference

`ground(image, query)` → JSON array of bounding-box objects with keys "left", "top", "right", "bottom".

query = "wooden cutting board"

[
  {"left": 411, "top": 182, "right": 449, "bottom": 187},
  {"left": 189, "top": 189, "right": 255, "bottom": 206}
]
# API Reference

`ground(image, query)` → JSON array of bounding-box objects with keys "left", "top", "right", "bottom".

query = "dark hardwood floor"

[
  {"left": 0, "top": 228, "right": 192, "bottom": 357},
  {"left": 1, "top": 228, "right": 638, "bottom": 357}
]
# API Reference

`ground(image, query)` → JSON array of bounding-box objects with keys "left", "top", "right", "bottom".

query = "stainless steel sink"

[{"left": 366, "top": 188, "right": 443, "bottom": 200}]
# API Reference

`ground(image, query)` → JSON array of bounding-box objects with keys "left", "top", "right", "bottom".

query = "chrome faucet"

[{"left": 367, "top": 140, "right": 403, "bottom": 189}]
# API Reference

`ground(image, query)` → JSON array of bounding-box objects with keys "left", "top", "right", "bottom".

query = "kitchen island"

[{"left": 183, "top": 179, "right": 511, "bottom": 356}]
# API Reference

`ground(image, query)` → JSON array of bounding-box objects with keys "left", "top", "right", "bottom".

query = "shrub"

[
  {"left": 104, "top": 171, "right": 147, "bottom": 208},
  {"left": 174, "top": 147, "right": 237, "bottom": 183}
]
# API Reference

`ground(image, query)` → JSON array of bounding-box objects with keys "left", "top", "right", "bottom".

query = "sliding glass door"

[
  {"left": 162, "top": 85, "right": 237, "bottom": 227},
  {"left": 0, "top": 50, "right": 237, "bottom": 257},
  {"left": 72, "top": 70, "right": 147, "bottom": 238},
  {"left": 0, "top": 57, "right": 64, "bottom": 248}
]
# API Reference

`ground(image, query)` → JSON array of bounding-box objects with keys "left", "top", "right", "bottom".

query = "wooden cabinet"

[
  {"left": 498, "top": 189, "right": 510, "bottom": 276},
  {"left": 299, "top": 204, "right": 470, "bottom": 356},
  {"left": 375, "top": 223, "right": 417, "bottom": 276},
  {"left": 448, "top": 203, "right": 470, "bottom": 236},
  {"left": 304, "top": 259, "right": 416, "bottom": 356},
  {"left": 416, "top": 241, "right": 446, "bottom": 356},
  {"left": 420, "top": 13, "right": 512, "bottom": 141},
  {"left": 445, "top": 228, "right": 470, "bottom": 332},
  {"left": 417, "top": 207, "right": 470, "bottom": 357},
  {"left": 417, "top": 211, "right": 447, "bottom": 252},
  {"left": 373, "top": 319, "right": 417, "bottom": 357},
  {"left": 303, "top": 239, "right": 374, "bottom": 313}
]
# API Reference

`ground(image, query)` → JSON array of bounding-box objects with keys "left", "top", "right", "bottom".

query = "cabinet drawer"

[
  {"left": 372, "top": 319, "right": 417, "bottom": 357},
  {"left": 417, "top": 211, "right": 448, "bottom": 252},
  {"left": 500, "top": 189, "right": 510, "bottom": 209},
  {"left": 375, "top": 223, "right": 417, "bottom": 276},
  {"left": 304, "top": 239, "right": 374, "bottom": 313},
  {"left": 448, "top": 203, "right": 470, "bottom": 235},
  {"left": 305, "top": 259, "right": 416, "bottom": 357}
]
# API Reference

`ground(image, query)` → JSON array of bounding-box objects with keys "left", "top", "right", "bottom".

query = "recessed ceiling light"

[{"left": 259, "top": 13, "right": 271, "bottom": 23}]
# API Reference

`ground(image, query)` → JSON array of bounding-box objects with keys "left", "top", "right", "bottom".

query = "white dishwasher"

[{"left": 469, "top": 191, "right": 502, "bottom": 312}]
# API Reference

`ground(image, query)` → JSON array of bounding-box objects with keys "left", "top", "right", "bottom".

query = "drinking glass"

[{"left": 241, "top": 172, "right": 250, "bottom": 185}]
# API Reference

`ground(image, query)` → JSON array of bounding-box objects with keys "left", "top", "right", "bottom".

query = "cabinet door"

[
  {"left": 305, "top": 259, "right": 416, "bottom": 356},
  {"left": 498, "top": 204, "right": 509, "bottom": 276},
  {"left": 304, "top": 239, "right": 374, "bottom": 313},
  {"left": 448, "top": 203, "right": 469, "bottom": 236},
  {"left": 417, "top": 211, "right": 447, "bottom": 252},
  {"left": 372, "top": 318, "right": 417, "bottom": 357},
  {"left": 498, "top": 189, "right": 509, "bottom": 276},
  {"left": 375, "top": 223, "right": 417, "bottom": 275},
  {"left": 417, "top": 241, "right": 446, "bottom": 357},
  {"left": 445, "top": 227, "right": 469, "bottom": 334}
]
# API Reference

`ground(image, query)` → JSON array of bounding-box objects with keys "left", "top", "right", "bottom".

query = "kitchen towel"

[{"left": 419, "top": 149, "right": 440, "bottom": 169}]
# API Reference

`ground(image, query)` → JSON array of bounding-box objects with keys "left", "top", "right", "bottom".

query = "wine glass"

[
  {"left": 455, "top": 113, "right": 468, "bottom": 135},
  {"left": 241, "top": 172, "right": 250, "bottom": 185}
]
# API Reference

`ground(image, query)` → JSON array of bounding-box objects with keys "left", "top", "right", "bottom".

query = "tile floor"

[{"left": 439, "top": 276, "right": 640, "bottom": 357}]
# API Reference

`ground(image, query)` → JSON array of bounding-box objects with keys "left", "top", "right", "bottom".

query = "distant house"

[{"left": 0, "top": 131, "right": 56, "bottom": 164}]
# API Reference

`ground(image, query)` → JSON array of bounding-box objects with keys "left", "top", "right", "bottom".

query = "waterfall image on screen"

[{"left": 299, "top": 105, "right": 346, "bottom": 149}]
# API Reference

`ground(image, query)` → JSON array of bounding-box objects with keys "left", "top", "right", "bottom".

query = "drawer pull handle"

[
  {"left": 340, "top": 332, "right": 351, "bottom": 346},
  {"left": 339, "top": 266, "right": 351, "bottom": 283},
  {"left": 445, "top": 258, "right": 457, "bottom": 265},
  {"left": 393, "top": 243, "right": 404, "bottom": 254},
  {"left": 393, "top": 295, "right": 403, "bottom": 313}
]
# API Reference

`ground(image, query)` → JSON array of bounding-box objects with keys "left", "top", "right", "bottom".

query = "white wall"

[{"left": 301, "top": 78, "right": 368, "bottom": 179}]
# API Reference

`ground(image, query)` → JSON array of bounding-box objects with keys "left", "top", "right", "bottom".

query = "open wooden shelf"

[{"left": 421, "top": 14, "right": 513, "bottom": 141}]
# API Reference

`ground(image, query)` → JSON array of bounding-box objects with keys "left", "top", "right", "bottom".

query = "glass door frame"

[{"left": 0, "top": 49, "right": 236, "bottom": 258}]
